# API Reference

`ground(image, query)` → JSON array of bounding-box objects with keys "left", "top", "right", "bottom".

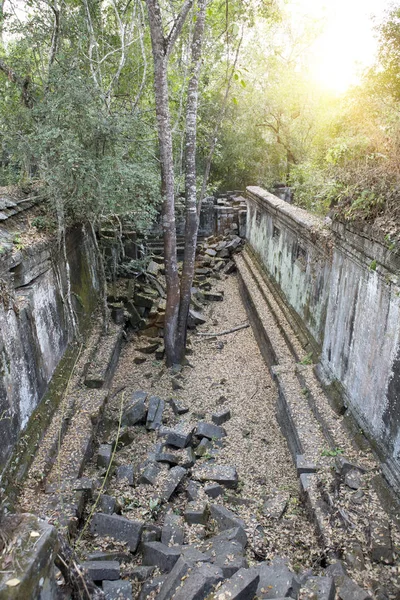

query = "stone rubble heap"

[{"left": 73, "top": 388, "right": 374, "bottom": 600}]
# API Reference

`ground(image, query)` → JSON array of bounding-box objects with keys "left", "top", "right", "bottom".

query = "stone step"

[{"left": 85, "top": 323, "right": 124, "bottom": 388}]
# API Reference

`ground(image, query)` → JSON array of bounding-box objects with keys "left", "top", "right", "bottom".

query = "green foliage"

[{"left": 321, "top": 447, "right": 344, "bottom": 457}]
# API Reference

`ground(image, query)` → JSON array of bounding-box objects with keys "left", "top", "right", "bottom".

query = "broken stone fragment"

[
  {"left": 141, "top": 524, "right": 162, "bottom": 543},
  {"left": 161, "top": 512, "right": 185, "bottom": 546},
  {"left": 345, "top": 469, "right": 363, "bottom": 490},
  {"left": 155, "top": 452, "right": 180, "bottom": 466},
  {"left": 142, "top": 541, "right": 181, "bottom": 573},
  {"left": 262, "top": 492, "right": 289, "bottom": 519},
  {"left": 155, "top": 345, "right": 165, "bottom": 360},
  {"left": 159, "top": 422, "right": 193, "bottom": 448},
  {"left": 139, "top": 575, "right": 166, "bottom": 600},
  {"left": 256, "top": 558, "right": 300, "bottom": 598},
  {"left": 103, "top": 579, "right": 133, "bottom": 600},
  {"left": 296, "top": 454, "right": 317, "bottom": 475},
  {"left": 205, "top": 483, "right": 224, "bottom": 498},
  {"left": 185, "top": 501, "right": 209, "bottom": 525},
  {"left": 130, "top": 565, "right": 155, "bottom": 582},
  {"left": 213, "top": 566, "right": 259, "bottom": 600},
  {"left": 172, "top": 562, "right": 224, "bottom": 600},
  {"left": 169, "top": 398, "right": 189, "bottom": 415},
  {"left": 187, "top": 308, "right": 206, "bottom": 329},
  {"left": 116, "top": 464, "right": 134, "bottom": 485},
  {"left": 159, "top": 466, "right": 187, "bottom": 502},
  {"left": 97, "top": 444, "right": 113, "bottom": 469},
  {"left": 99, "top": 494, "right": 118, "bottom": 515},
  {"left": 223, "top": 260, "right": 237, "bottom": 274},
  {"left": 139, "top": 461, "right": 162, "bottom": 485},
  {"left": 137, "top": 340, "right": 160, "bottom": 354},
  {"left": 336, "top": 456, "right": 367, "bottom": 477},
  {"left": 212, "top": 408, "right": 231, "bottom": 425},
  {"left": 155, "top": 557, "right": 193, "bottom": 600},
  {"left": 146, "top": 396, "right": 165, "bottom": 430},
  {"left": 117, "top": 427, "right": 135, "bottom": 449},
  {"left": 181, "top": 447, "right": 196, "bottom": 469},
  {"left": 325, "top": 561, "right": 371, "bottom": 600},
  {"left": 147, "top": 259, "right": 161, "bottom": 276},
  {"left": 210, "top": 504, "right": 246, "bottom": 531},
  {"left": 196, "top": 421, "right": 226, "bottom": 440},
  {"left": 370, "top": 517, "right": 394, "bottom": 564},
  {"left": 186, "top": 479, "right": 201, "bottom": 501},
  {"left": 192, "top": 464, "right": 238, "bottom": 488},
  {"left": 90, "top": 513, "right": 143, "bottom": 552},
  {"left": 195, "top": 437, "right": 212, "bottom": 457},
  {"left": 203, "top": 291, "right": 224, "bottom": 302},
  {"left": 82, "top": 560, "right": 120, "bottom": 582}
]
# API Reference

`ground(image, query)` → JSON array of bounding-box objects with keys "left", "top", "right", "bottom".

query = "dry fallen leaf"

[
  {"left": 30, "top": 531, "right": 40, "bottom": 538},
  {"left": 6, "top": 579, "right": 21, "bottom": 587}
]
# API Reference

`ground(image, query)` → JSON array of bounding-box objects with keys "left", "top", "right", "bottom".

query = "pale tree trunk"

[
  {"left": 175, "top": 0, "right": 207, "bottom": 360},
  {"left": 145, "top": 0, "right": 194, "bottom": 365}
]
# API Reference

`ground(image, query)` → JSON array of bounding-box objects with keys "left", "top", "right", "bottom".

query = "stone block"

[
  {"left": 188, "top": 309, "right": 206, "bottom": 329},
  {"left": 139, "top": 575, "right": 166, "bottom": 600},
  {"left": 195, "top": 438, "right": 212, "bottom": 457},
  {"left": 99, "top": 494, "right": 118, "bottom": 515},
  {"left": 296, "top": 454, "right": 317, "bottom": 475},
  {"left": 169, "top": 398, "right": 189, "bottom": 415},
  {"left": 155, "top": 452, "right": 180, "bottom": 466},
  {"left": 262, "top": 492, "right": 289, "bottom": 519},
  {"left": 122, "top": 392, "right": 147, "bottom": 426},
  {"left": 161, "top": 422, "right": 194, "bottom": 448},
  {"left": 103, "top": 579, "right": 132, "bottom": 600},
  {"left": 139, "top": 461, "right": 162, "bottom": 485},
  {"left": 181, "top": 447, "right": 196, "bottom": 469},
  {"left": 83, "top": 561, "right": 119, "bottom": 581},
  {"left": 212, "top": 408, "right": 231, "bottom": 425},
  {"left": 172, "top": 562, "right": 224, "bottom": 600},
  {"left": 256, "top": 559, "right": 300, "bottom": 598},
  {"left": 181, "top": 546, "right": 210, "bottom": 564},
  {"left": 301, "top": 576, "right": 335, "bottom": 600},
  {"left": 192, "top": 464, "right": 238, "bottom": 488},
  {"left": 187, "top": 480, "right": 201, "bottom": 501},
  {"left": 141, "top": 525, "right": 162, "bottom": 543},
  {"left": 213, "top": 567, "right": 259, "bottom": 600},
  {"left": 162, "top": 513, "right": 185, "bottom": 546},
  {"left": 196, "top": 421, "right": 226, "bottom": 440},
  {"left": 156, "top": 558, "right": 193, "bottom": 600},
  {"left": 130, "top": 566, "right": 155, "bottom": 582},
  {"left": 91, "top": 513, "right": 143, "bottom": 552},
  {"left": 370, "top": 518, "right": 394, "bottom": 564},
  {"left": 116, "top": 465, "right": 134, "bottom": 485},
  {"left": 185, "top": 502, "right": 209, "bottom": 525},
  {"left": 142, "top": 542, "right": 181, "bottom": 572},
  {"left": 160, "top": 466, "right": 187, "bottom": 502},
  {"left": 146, "top": 396, "right": 165, "bottom": 430},
  {"left": 325, "top": 562, "right": 371, "bottom": 600},
  {"left": 210, "top": 504, "right": 246, "bottom": 531},
  {"left": 97, "top": 444, "right": 112, "bottom": 469},
  {"left": 203, "top": 527, "right": 247, "bottom": 551},
  {"left": 205, "top": 483, "right": 224, "bottom": 498}
]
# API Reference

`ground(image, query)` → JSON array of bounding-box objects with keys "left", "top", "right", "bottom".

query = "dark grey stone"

[
  {"left": 185, "top": 502, "right": 209, "bottom": 525},
  {"left": 97, "top": 444, "right": 112, "bottom": 469},
  {"left": 203, "top": 292, "right": 224, "bottom": 302},
  {"left": 99, "top": 494, "right": 117, "bottom": 515},
  {"left": 301, "top": 576, "right": 335, "bottom": 600},
  {"left": 82, "top": 560, "right": 119, "bottom": 581},
  {"left": 73, "top": 478, "right": 95, "bottom": 494},
  {"left": 256, "top": 559, "right": 300, "bottom": 598},
  {"left": 336, "top": 456, "right": 367, "bottom": 476},
  {"left": 156, "top": 558, "right": 193, "bottom": 600},
  {"left": 122, "top": 392, "right": 147, "bottom": 426},
  {"left": 205, "top": 484, "right": 224, "bottom": 498},
  {"left": 116, "top": 464, "right": 134, "bottom": 485},
  {"left": 188, "top": 309, "right": 207, "bottom": 328},
  {"left": 325, "top": 562, "right": 371, "bottom": 600},
  {"left": 187, "top": 480, "right": 201, "bottom": 501},
  {"left": 202, "top": 528, "right": 247, "bottom": 576},
  {"left": 169, "top": 398, "right": 189, "bottom": 415},
  {"left": 161, "top": 513, "right": 185, "bottom": 546},
  {"left": 370, "top": 518, "right": 394, "bottom": 564},
  {"left": 262, "top": 493, "right": 289, "bottom": 519},
  {"left": 223, "top": 260, "right": 236, "bottom": 274},
  {"left": 212, "top": 409, "right": 231, "bottom": 425},
  {"left": 181, "top": 546, "right": 210, "bottom": 564},
  {"left": 142, "top": 542, "right": 181, "bottom": 573},
  {"left": 196, "top": 421, "right": 226, "bottom": 440},
  {"left": 204, "top": 527, "right": 247, "bottom": 551},
  {"left": 141, "top": 525, "right": 162, "bottom": 543},
  {"left": 155, "top": 452, "right": 180, "bottom": 466},
  {"left": 139, "top": 575, "right": 166, "bottom": 600},
  {"left": 147, "top": 396, "right": 165, "bottom": 430},
  {"left": 192, "top": 464, "right": 238, "bottom": 488},
  {"left": 195, "top": 438, "right": 212, "bottom": 457},
  {"left": 296, "top": 454, "right": 317, "bottom": 475},
  {"left": 181, "top": 447, "right": 196, "bottom": 469},
  {"left": 116, "top": 427, "right": 135, "bottom": 449},
  {"left": 103, "top": 579, "right": 132, "bottom": 600},
  {"left": 91, "top": 513, "right": 143, "bottom": 552},
  {"left": 210, "top": 504, "right": 246, "bottom": 531},
  {"left": 86, "top": 551, "right": 131, "bottom": 562},
  {"left": 345, "top": 469, "right": 362, "bottom": 490},
  {"left": 161, "top": 422, "right": 194, "bottom": 448},
  {"left": 213, "top": 567, "right": 259, "bottom": 600},
  {"left": 160, "top": 466, "right": 187, "bottom": 502},
  {"left": 139, "top": 461, "right": 161, "bottom": 485},
  {"left": 172, "top": 562, "right": 224, "bottom": 600}
]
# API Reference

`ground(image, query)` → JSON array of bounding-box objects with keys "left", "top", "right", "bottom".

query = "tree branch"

[
  {"left": 0, "top": 58, "right": 34, "bottom": 107},
  {"left": 165, "top": 0, "right": 194, "bottom": 56}
]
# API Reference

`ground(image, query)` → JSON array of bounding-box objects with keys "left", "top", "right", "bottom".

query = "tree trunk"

[{"left": 175, "top": 0, "right": 207, "bottom": 361}]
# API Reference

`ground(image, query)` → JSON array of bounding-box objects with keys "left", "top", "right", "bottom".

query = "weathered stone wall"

[
  {"left": 0, "top": 225, "right": 100, "bottom": 474},
  {"left": 246, "top": 186, "right": 400, "bottom": 488}
]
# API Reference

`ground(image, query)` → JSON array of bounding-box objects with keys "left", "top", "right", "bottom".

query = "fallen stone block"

[
  {"left": 196, "top": 421, "right": 227, "bottom": 440},
  {"left": 210, "top": 504, "right": 246, "bottom": 531},
  {"left": 160, "top": 466, "right": 187, "bottom": 502},
  {"left": 142, "top": 542, "right": 181, "bottom": 573},
  {"left": 203, "top": 291, "right": 224, "bottom": 302},
  {"left": 181, "top": 546, "right": 210, "bottom": 564},
  {"left": 122, "top": 392, "right": 147, "bottom": 426},
  {"left": 155, "top": 452, "right": 180, "bottom": 466},
  {"left": 82, "top": 560, "right": 119, "bottom": 581},
  {"left": 99, "top": 494, "right": 118, "bottom": 515},
  {"left": 212, "top": 408, "right": 231, "bottom": 425},
  {"left": 256, "top": 559, "right": 300, "bottom": 598},
  {"left": 91, "top": 513, "right": 143, "bottom": 552},
  {"left": 160, "top": 422, "right": 194, "bottom": 448},
  {"left": 223, "top": 260, "right": 236, "bottom": 274},
  {"left": 188, "top": 309, "right": 206, "bottom": 329},
  {"left": 97, "top": 444, "right": 113, "bottom": 469},
  {"left": 139, "top": 461, "right": 162, "bottom": 485},
  {"left": 103, "top": 579, "right": 132, "bottom": 600},
  {"left": 205, "top": 483, "right": 224, "bottom": 498},
  {"left": 162, "top": 513, "right": 185, "bottom": 546},
  {"left": 181, "top": 447, "right": 196, "bottom": 469},
  {"left": 117, "top": 427, "right": 135, "bottom": 449},
  {"left": 185, "top": 502, "right": 209, "bottom": 525},
  {"left": 301, "top": 576, "right": 335, "bottom": 600},
  {"left": 138, "top": 341, "right": 160, "bottom": 354},
  {"left": 141, "top": 525, "right": 162, "bottom": 543},
  {"left": 172, "top": 562, "right": 224, "bottom": 600},
  {"left": 345, "top": 469, "right": 363, "bottom": 490},
  {"left": 156, "top": 557, "right": 193, "bottom": 600},
  {"left": 169, "top": 398, "right": 189, "bottom": 415},
  {"left": 370, "top": 518, "right": 394, "bottom": 564},
  {"left": 139, "top": 575, "right": 166, "bottom": 600},
  {"left": 147, "top": 396, "right": 165, "bottom": 430},
  {"left": 192, "top": 464, "right": 238, "bottom": 488},
  {"left": 187, "top": 480, "right": 201, "bottom": 501},
  {"left": 195, "top": 438, "right": 212, "bottom": 457},
  {"left": 262, "top": 492, "right": 289, "bottom": 519},
  {"left": 204, "top": 527, "right": 247, "bottom": 551},
  {"left": 130, "top": 566, "right": 155, "bottom": 582},
  {"left": 336, "top": 456, "right": 367, "bottom": 476},
  {"left": 86, "top": 551, "right": 131, "bottom": 562},
  {"left": 116, "top": 465, "right": 134, "bottom": 485},
  {"left": 296, "top": 454, "right": 317, "bottom": 475},
  {"left": 325, "top": 562, "right": 371, "bottom": 600},
  {"left": 213, "top": 567, "right": 259, "bottom": 600}
]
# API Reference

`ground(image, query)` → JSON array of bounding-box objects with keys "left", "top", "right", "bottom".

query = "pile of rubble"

[
  {"left": 74, "top": 389, "right": 373, "bottom": 600},
  {"left": 107, "top": 229, "right": 245, "bottom": 359}
]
